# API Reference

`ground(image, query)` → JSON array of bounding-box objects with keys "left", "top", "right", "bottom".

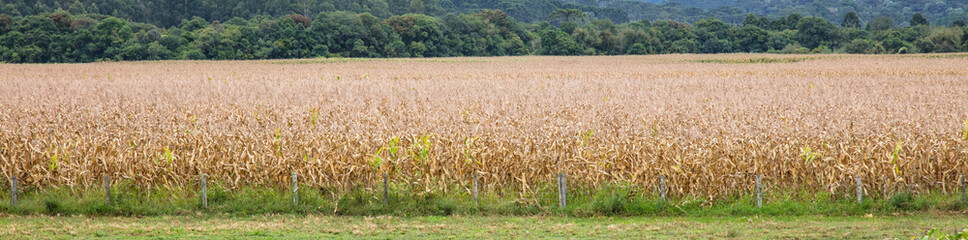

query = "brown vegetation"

[{"left": 1, "top": 54, "right": 967, "bottom": 199}]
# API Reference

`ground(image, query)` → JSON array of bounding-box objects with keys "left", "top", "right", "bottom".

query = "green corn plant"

[
  {"left": 412, "top": 135, "right": 432, "bottom": 164},
  {"left": 47, "top": 148, "right": 59, "bottom": 171},
  {"left": 165, "top": 147, "right": 175, "bottom": 164},
  {"left": 274, "top": 129, "right": 282, "bottom": 157},
  {"left": 800, "top": 147, "right": 819, "bottom": 164},
  {"left": 580, "top": 130, "right": 593, "bottom": 147},
  {"left": 309, "top": 107, "right": 319, "bottom": 126},
  {"left": 962, "top": 117, "right": 967, "bottom": 141},
  {"left": 463, "top": 137, "right": 478, "bottom": 164},
  {"left": 369, "top": 147, "right": 384, "bottom": 171},
  {"left": 388, "top": 137, "right": 400, "bottom": 159},
  {"left": 600, "top": 153, "right": 611, "bottom": 169},
  {"left": 577, "top": 130, "right": 593, "bottom": 158},
  {"left": 891, "top": 141, "right": 903, "bottom": 176}
]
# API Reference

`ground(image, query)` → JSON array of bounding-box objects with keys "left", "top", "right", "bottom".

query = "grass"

[
  {"left": 0, "top": 214, "right": 965, "bottom": 239},
  {"left": 2, "top": 182, "right": 965, "bottom": 217}
]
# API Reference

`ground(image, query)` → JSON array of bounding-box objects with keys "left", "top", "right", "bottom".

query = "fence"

[{"left": 6, "top": 172, "right": 967, "bottom": 210}]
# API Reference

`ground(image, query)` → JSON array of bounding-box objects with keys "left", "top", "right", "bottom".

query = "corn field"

[{"left": 1, "top": 54, "right": 967, "bottom": 199}]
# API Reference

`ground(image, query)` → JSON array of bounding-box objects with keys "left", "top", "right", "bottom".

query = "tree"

[
  {"left": 881, "top": 37, "right": 914, "bottom": 54},
  {"left": 743, "top": 14, "right": 762, "bottom": 28},
  {"left": 784, "top": 13, "right": 802, "bottom": 30},
  {"left": 910, "top": 13, "right": 928, "bottom": 26},
  {"left": 915, "top": 39, "right": 937, "bottom": 53},
  {"left": 843, "top": 39, "right": 874, "bottom": 53},
  {"left": 537, "top": 27, "right": 581, "bottom": 55},
  {"left": 549, "top": 9, "right": 587, "bottom": 24},
  {"left": 409, "top": 0, "right": 426, "bottom": 14},
  {"left": 384, "top": 14, "right": 444, "bottom": 57},
  {"left": 841, "top": 11, "right": 861, "bottom": 28},
  {"left": 962, "top": 28, "right": 968, "bottom": 51},
  {"left": 867, "top": 17, "right": 894, "bottom": 31},
  {"left": 311, "top": 11, "right": 368, "bottom": 55},
  {"left": 954, "top": 20, "right": 966, "bottom": 27},
  {"left": 926, "top": 29, "right": 961, "bottom": 52},
  {"left": 731, "top": 25, "right": 769, "bottom": 52},
  {"left": 700, "top": 37, "right": 731, "bottom": 53},
  {"left": 796, "top": 17, "right": 839, "bottom": 49},
  {"left": 669, "top": 39, "right": 699, "bottom": 53}
]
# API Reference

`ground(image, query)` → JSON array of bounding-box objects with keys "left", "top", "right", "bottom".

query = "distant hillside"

[
  {"left": 1, "top": 0, "right": 965, "bottom": 27},
  {"left": 606, "top": 0, "right": 967, "bottom": 26},
  {"left": 0, "top": 0, "right": 628, "bottom": 27}
]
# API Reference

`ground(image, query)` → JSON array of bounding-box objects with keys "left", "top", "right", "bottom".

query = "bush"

[
  {"left": 781, "top": 43, "right": 810, "bottom": 54},
  {"left": 844, "top": 39, "right": 874, "bottom": 53},
  {"left": 590, "top": 191, "right": 628, "bottom": 215},
  {"left": 889, "top": 191, "right": 914, "bottom": 210}
]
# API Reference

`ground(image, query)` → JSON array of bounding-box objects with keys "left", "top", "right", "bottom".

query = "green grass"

[
  {"left": 1, "top": 183, "right": 966, "bottom": 238},
  {"left": 0, "top": 214, "right": 965, "bottom": 239},
  {"left": 1, "top": 182, "right": 965, "bottom": 217}
]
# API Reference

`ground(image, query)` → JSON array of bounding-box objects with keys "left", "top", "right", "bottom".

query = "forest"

[{"left": 0, "top": 0, "right": 966, "bottom": 62}]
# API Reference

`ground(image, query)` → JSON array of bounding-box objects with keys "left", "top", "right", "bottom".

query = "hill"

[
  {"left": 606, "top": 0, "right": 967, "bottom": 26},
  {"left": 1, "top": 0, "right": 965, "bottom": 27}
]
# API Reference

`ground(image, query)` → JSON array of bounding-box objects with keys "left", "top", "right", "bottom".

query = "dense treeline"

[
  {"left": 4, "top": 0, "right": 966, "bottom": 28},
  {"left": 1, "top": 9, "right": 967, "bottom": 63},
  {"left": 0, "top": 0, "right": 629, "bottom": 27}
]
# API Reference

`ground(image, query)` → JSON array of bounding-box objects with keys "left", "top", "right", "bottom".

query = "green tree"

[
  {"left": 867, "top": 17, "right": 894, "bottom": 31},
  {"left": 881, "top": 37, "right": 914, "bottom": 54},
  {"left": 537, "top": 27, "right": 581, "bottom": 55},
  {"left": 742, "top": 14, "right": 762, "bottom": 28},
  {"left": 731, "top": 25, "right": 769, "bottom": 52},
  {"left": 796, "top": 17, "right": 839, "bottom": 49},
  {"left": 93, "top": 17, "right": 134, "bottom": 60},
  {"left": 669, "top": 39, "right": 699, "bottom": 53},
  {"left": 843, "top": 39, "right": 874, "bottom": 53},
  {"left": 385, "top": 14, "right": 444, "bottom": 57},
  {"left": 700, "top": 37, "right": 731, "bottom": 53},
  {"left": 841, "top": 11, "right": 861, "bottom": 28},
  {"left": 926, "top": 29, "right": 961, "bottom": 52},
  {"left": 914, "top": 39, "right": 937, "bottom": 53},
  {"left": 549, "top": 9, "right": 587, "bottom": 24},
  {"left": 962, "top": 28, "right": 968, "bottom": 50},
  {"left": 910, "top": 13, "right": 928, "bottom": 26},
  {"left": 312, "top": 11, "right": 368, "bottom": 56},
  {"left": 953, "top": 20, "right": 966, "bottom": 27}
]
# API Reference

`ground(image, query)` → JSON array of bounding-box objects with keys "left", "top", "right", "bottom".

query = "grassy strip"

[
  {"left": 1, "top": 214, "right": 966, "bottom": 239},
  {"left": 0, "top": 182, "right": 965, "bottom": 217}
]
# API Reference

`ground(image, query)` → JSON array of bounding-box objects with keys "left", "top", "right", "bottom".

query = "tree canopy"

[{"left": 1, "top": 9, "right": 967, "bottom": 63}]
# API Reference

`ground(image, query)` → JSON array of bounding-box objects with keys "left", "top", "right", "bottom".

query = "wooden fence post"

[
  {"left": 558, "top": 174, "right": 567, "bottom": 208},
  {"left": 383, "top": 172, "right": 389, "bottom": 206},
  {"left": 292, "top": 172, "right": 298, "bottom": 206},
  {"left": 10, "top": 175, "right": 16, "bottom": 207},
  {"left": 756, "top": 175, "right": 762, "bottom": 208},
  {"left": 473, "top": 172, "right": 479, "bottom": 207},
  {"left": 201, "top": 174, "right": 208, "bottom": 209},
  {"left": 104, "top": 175, "right": 111, "bottom": 205},
  {"left": 856, "top": 175, "right": 862, "bottom": 203},
  {"left": 660, "top": 175, "right": 666, "bottom": 201}
]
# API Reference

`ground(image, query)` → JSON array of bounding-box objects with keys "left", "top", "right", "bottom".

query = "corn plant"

[{"left": 0, "top": 55, "right": 965, "bottom": 197}]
